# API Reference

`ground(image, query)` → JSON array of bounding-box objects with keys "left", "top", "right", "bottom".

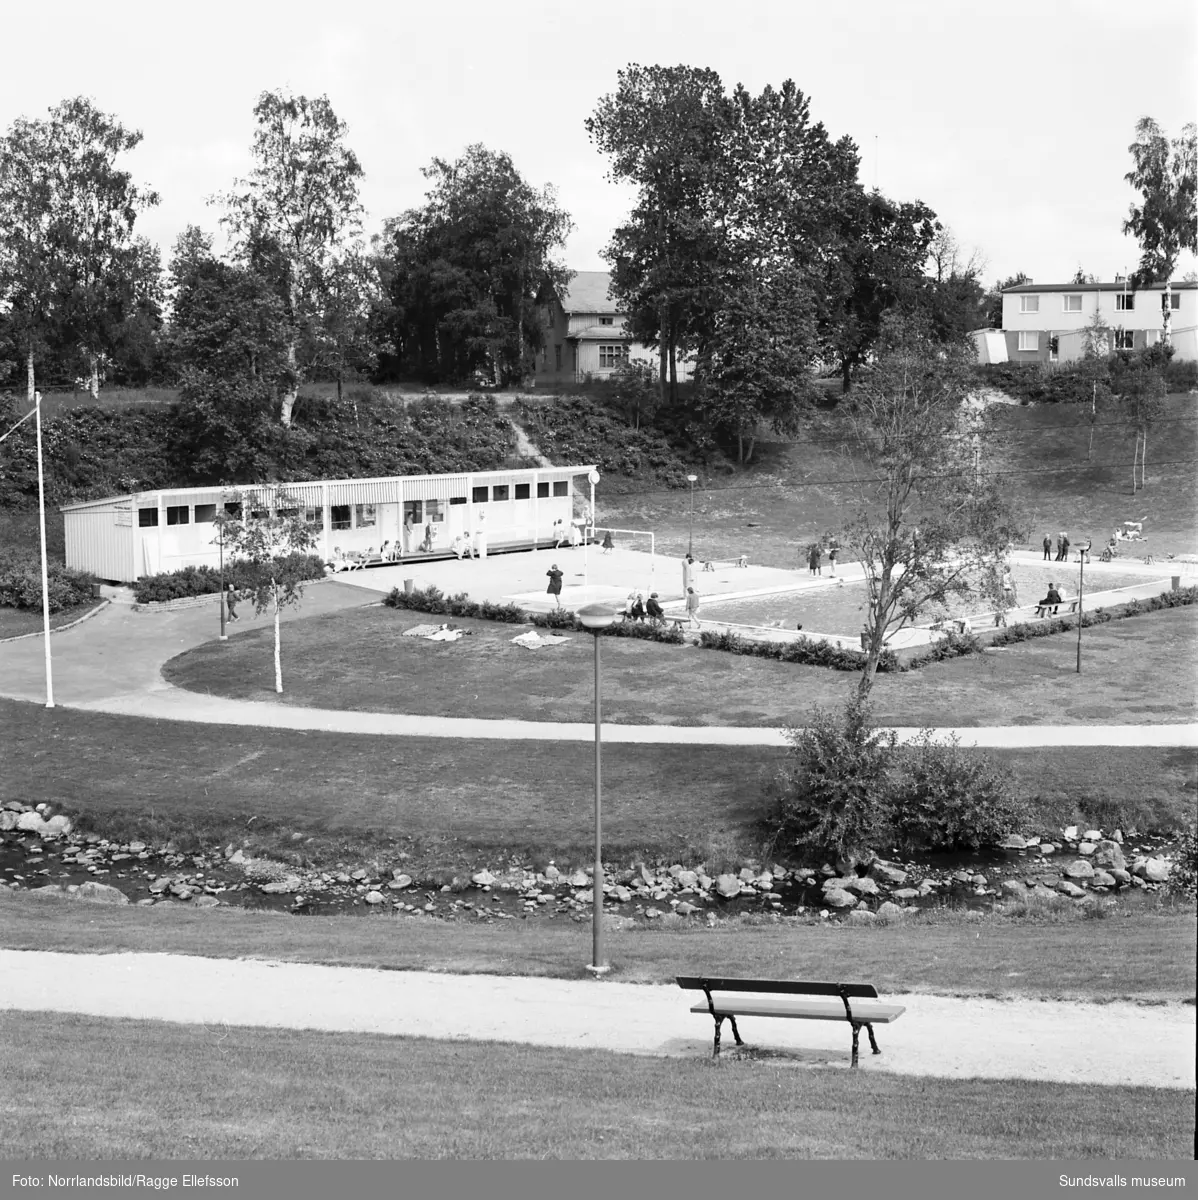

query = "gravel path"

[{"left": 1, "top": 950, "right": 1192, "bottom": 1089}]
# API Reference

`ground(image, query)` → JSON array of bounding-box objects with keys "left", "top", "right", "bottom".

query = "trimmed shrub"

[
  {"left": 698, "top": 628, "right": 901, "bottom": 673},
  {"left": 0, "top": 553, "right": 98, "bottom": 612},
  {"left": 132, "top": 555, "right": 325, "bottom": 604},
  {"left": 529, "top": 610, "right": 686, "bottom": 644},
  {"left": 382, "top": 584, "right": 525, "bottom": 624}
]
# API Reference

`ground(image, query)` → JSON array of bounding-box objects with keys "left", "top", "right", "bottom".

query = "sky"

[{"left": 2, "top": 0, "right": 1195, "bottom": 288}]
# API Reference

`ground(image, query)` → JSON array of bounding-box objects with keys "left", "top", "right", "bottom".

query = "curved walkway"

[
  {"left": 1, "top": 579, "right": 1194, "bottom": 748},
  {"left": 0, "top": 949, "right": 1192, "bottom": 1088}
]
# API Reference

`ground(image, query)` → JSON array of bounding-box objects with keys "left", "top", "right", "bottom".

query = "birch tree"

[
  {"left": 214, "top": 494, "right": 318, "bottom": 693},
  {"left": 1123, "top": 118, "right": 1197, "bottom": 344},
  {"left": 217, "top": 91, "right": 364, "bottom": 426}
]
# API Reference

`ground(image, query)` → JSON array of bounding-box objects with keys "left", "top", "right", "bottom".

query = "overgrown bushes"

[
  {"left": 769, "top": 697, "right": 1028, "bottom": 863},
  {"left": 0, "top": 553, "right": 98, "bottom": 612},
  {"left": 382, "top": 584, "right": 526, "bottom": 624},
  {"left": 132, "top": 556, "right": 326, "bottom": 604}
]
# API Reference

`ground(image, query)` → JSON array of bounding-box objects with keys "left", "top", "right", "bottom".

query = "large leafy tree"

[
  {"left": 216, "top": 90, "right": 365, "bottom": 425},
  {"left": 1123, "top": 118, "right": 1197, "bottom": 343},
  {"left": 838, "top": 314, "right": 1017, "bottom": 695},
  {"left": 919, "top": 226, "right": 988, "bottom": 345},
  {"left": 982, "top": 271, "right": 1031, "bottom": 329},
  {"left": 586, "top": 65, "right": 731, "bottom": 405},
  {"left": 376, "top": 144, "right": 572, "bottom": 384},
  {"left": 0, "top": 97, "right": 158, "bottom": 400}
]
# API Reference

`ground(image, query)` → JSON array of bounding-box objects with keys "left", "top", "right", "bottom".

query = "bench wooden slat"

[
  {"left": 689, "top": 998, "right": 905, "bottom": 1023},
  {"left": 676, "top": 976, "right": 879, "bottom": 999}
]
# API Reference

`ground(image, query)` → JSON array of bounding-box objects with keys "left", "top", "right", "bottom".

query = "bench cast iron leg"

[
  {"left": 865, "top": 1023, "right": 881, "bottom": 1055},
  {"left": 850, "top": 1023, "right": 861, "bottom": 1068},
  {"left": 728, "top": 1015, "right": 744, "bottom": 1046},
  {"left": 712, "top": 1015, "right": 724, "bottom": 1059}
]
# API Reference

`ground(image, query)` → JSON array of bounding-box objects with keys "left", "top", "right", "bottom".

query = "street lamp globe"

[{"left": 577, "top": 602, "right": 617, "bottom": 632}]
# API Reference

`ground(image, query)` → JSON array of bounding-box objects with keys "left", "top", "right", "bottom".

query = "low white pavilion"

[{"left": 60, "top": 464, "right": 596, "bottom": 583}]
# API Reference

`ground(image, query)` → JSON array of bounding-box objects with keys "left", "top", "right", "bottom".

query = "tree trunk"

[
  {"left": 273, "top": 586, "right": 283, "bottom": 694},
  {"left": 1141, "top": 428, "right": 1147, "bottom": 490},
  {"left": 1132, "top": 435, "right": 1140, "bottom": 494},
  {"left": 26, "top": 348, "right": 35, "bottom": 406},
  {"left": 745, "top": 433, "right": 756, "bottom": 464},
  {"left": 841, "top": 358, "right": 852, "bottom": 394},
  {"left": 658, "top": 316, "right": 668, "bottom": 408},
  {"left": 1163, "top": 283, "right": 1172, "bottom": 346},
  {"left": 88, "top": 354, "right": 100, "bottom": 399},
  {"left": 737, "top": 427, "right": 744, "bottom": 464},
  {"left": 281, "top": 339, "right": 298, "bottom": 427},
  {"left": 669, "top": 340, "right": 677, "bottom": 405}
]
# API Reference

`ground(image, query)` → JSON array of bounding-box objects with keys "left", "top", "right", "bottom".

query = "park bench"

[
  {"left": 1034, "top": 599, "right": 1079, "bottom": 618},
  {"left": 677, "top": 976, "right": 906, "bottom": 1067}
]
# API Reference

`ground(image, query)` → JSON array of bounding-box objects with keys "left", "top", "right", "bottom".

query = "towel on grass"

[{"left": 511, "top": 631, "right": 571, "bottom": 650}]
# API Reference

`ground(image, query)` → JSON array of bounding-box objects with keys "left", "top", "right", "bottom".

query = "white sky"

[{"left": 3, "top": 0, "right": 1196, "bottom": 287}]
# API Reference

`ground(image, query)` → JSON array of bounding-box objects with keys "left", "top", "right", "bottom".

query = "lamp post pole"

[
  {"left": 34, "top": 392, "right": 54, "bottom": 708},
  {"left": 1076, "top": 541, "right": 1089, "bottom": 674},
  {"left": 686, "top": 474, "right": 697, "bottom": 557},
  {"left": 577, "top": 602, "right": 616, "bottom": 975},
  {"left": 218, "top": 511, "right": 228, "bottom": 641}
]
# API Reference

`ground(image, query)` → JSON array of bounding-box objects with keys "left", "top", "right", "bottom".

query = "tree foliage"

[
  {"left": 837, "top": 314, "right": 1018, "bottom": 695},
  {"left": 375, "top": 145, "right": 572, "bottom": 385},
  {"left": 216, "top": 90, "right": 365, "bottom": 425},
  {"left": 1123, "top": 119, "right": 1197, "bottom": 287}
]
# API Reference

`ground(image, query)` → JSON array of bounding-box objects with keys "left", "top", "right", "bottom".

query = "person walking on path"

[
  {"left": 1042, "top": 533, "right": 1052, "bottom": 561},
  {"left": 1060, "top": 532, "right": 1070, "bottom": 563},
  {"left": 601, "top": 529, "right": 614, "bottom": 554},
  {"left": 224, "top": 583, "right": 239, "bottom": 623},
  {"left": 546, "top": 564, "right": 564, "bottom": 608},
  {"left": 827, "top": 545, "right": 838, "bottom": 576},
  {"left": 685, "top": 586, "right": 701, "bottom": 629},
  {"left": 552, "top": 519, "right": 565, "bottom": 549}
]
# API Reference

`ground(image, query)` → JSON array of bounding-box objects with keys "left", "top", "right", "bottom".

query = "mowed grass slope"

[
  {"left": 162, "top": 602, "right": 1198, "bottom": 728},
  {"left": 0, "top": 1013, "right": 1190, "bottom": 1159},
  {"left": 2, "top": 700, "right": 1193, "bottom": 866}
]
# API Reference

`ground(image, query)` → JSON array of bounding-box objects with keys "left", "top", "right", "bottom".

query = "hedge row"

[
  {"left": 382, "top": 585, "right": 686, "bottom": 643},
  {"left": 0, "top": 553, "right": 98, "bottom": 613},
  {"left": 989, "top": 586, "right": 1197, "bottom": 647},
  {"left": 697, "top": 628, "right": 902, "bottom": 673},
  {"left": 132, "top": 556, "right": 327, "bottom": 604}
]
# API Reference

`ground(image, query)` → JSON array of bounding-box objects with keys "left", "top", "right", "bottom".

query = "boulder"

[
  {"left": 568, "top": 870, "right": 589, "bottom": 887},
  {"left": 1063, "top": 859, "right": 1095, "bottom": 879},
  {"left": 391, "top": 873, "right": 412, "bottom": 889},
  {"left": 822, "top": 888, "right": 857, "bottom": 909},
  {"left": 1089, "top": 870, "right": 1117, "bottom": 888},
  {"left": 1109, "top": 868, "right": 1132, "bottom": 885},
  {"left": 192, "top": 895, "right": 219, "bottom": 908},
  {"left": 738, "top": 867, "right": 757, "bottom": 882},
  {"left": 613, "top": 886, "right": 632, "bottom": 903},
  {"left": 842, "top": 876, "right": 879, "bottom": 896},
  {"left": 716, "top": 874, "right": 741, "bottom": 898},
  {"left": 1092, "top": 841, "right": 1126, "bottom": 871},
  {"left": 1136, "top": 858, "right": 1171, "bottom": 883},
  {"left": 675, "top": 901, "right": 700, "bottom": 916},
  {"left": 1077, "top": 842, "right": 1097, "bottom": 857},
  {"left": 15, "top": 812, "right": 47, "bottom": 834},
  {"left": 1056, "top": 881, "right": 1088, "bottom": 899},
  {"left": 846, "top": 908, "right": 876, "bottom": 924},
  {"left": 892, "top": 888, "right": 920, "bottom": 901},
  {"left": 875, "top": 901, "right": 905, "bottom": 920},
  {"left": 1064, "top": 826, "right": 1079, "bottom": 841},
  {"left": 1038, "top": 844, "right": 1056, "bottom": 855},
  {"left": 676, "top": 870, "right": 698, "bottom": 889},
  {"left": 1000, "top": 880, "right": 1028, "bottom": 897},
  {"left": 0, "top": 811, "right": 16, "bottom": 832},
  {"left": 364, "top": 891, "right": 385, "bottom": 905},
  {"left": 1112, "top": 830, "right": 1124, "bottom": 844},
  {"left": 543, "top": 865, "right": 561, "bottom": 882},
  {"left": 869, "top": 862, "right": 909, "bottom": 885},
  {"left": 998, "top": 834, "right": 1027, "bottom": 850},
  {"left": 471, "top": 870, "right": 497, "bottom": 887},
  {"left": 261, "top": 876, "right": 302, "bottom": 894},
  {"left": 75, "top": 881, "right": 129, "bottom": 905},
  {"left": 43, "top": 815, "right": 72, "bottom": 837},
  {"left": 1083, "top": 829, "right": 1102, "bottom": 842}
]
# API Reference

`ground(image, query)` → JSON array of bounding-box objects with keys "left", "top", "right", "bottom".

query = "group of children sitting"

[{"left": 621, "top": 590, "right": 666, "bottom": 624}]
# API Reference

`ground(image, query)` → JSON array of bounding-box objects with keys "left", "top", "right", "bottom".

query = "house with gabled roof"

[{"left": 535, "top": 270, "right": 694, "bottom": 384}]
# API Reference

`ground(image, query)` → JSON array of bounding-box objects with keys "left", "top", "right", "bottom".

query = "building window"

[
  {"left": 472, "top": 486, "right": 489, "bottom": 503},
  {"left": 138, "top": 508, "right": 158, "bottom": 528},
  {"left": 222, "top": 502, "right": 242, "bottom": 520},
  {"left": 355, "top": 504, "right": 376, "bottom": 528},
  {"left": 1167, "top": 293, "right": 1182, "bottom": 310},
  {"left": 166, "top": 505, "right": 190, "bottom": 526},
  {"left": 536, "top": 482, "right": 550, "bottom": 498},
  {"left": 1146, "top": 330, "right": 1161, "bottom": 347},
  {"left": 1063, "top": 295, "right": 1082, "bottom": 312},
  {"left": 553, "top": 480, "right": 569, "bottom": 497},
  {"left": 303, "top": 506, "right": 321, "bottom": 526},
  {"left": 1017, "top": 331, "right": 1039, "bottom": 352},
  {"left": 1116, "top": 293, "right": 1134, "bottom": 310},
  {"left": 194, "top": 504, "right": 217, "bottom": 523},
  {"left": 449, "top": 496, "right": 467, "bottom": 507},
  {"left": 403, "top": 500, "right": 423, "bottom": 525},
  {"left": 514, "top": 483, "right": 530, "bottom": 500},
  {"left": 492, "top": 484, "right": 509, "bottom": 502},
  {"left": 1114, "top": 329, "right": 1134, "bottom": 350},
  {"left": 331, "top": 504, "right": 351, "bottom": 531},
  {"left": 554, "top": 345, "right": 562, "bottom": 371},
  {"left": 600, "top": 316, "right": 614, "bottom": 325},
  {"left": 425, "top": 500, "right": 443, "bottom": 523},
  {"left": 1019, "top": 295, "right": 1039, "bottom": 313},
  {"left": 598, "top": 343, "right": 629, "bottom": 368}
]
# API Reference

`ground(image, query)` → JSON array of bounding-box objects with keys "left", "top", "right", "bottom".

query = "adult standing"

[
  {"left": 1060, "top": 532, "right": 1070, "bottom": 563},
  {"left": 552, "top": 518, "right": 565, "bottom": 549},
  {"left": 1042, "top": 533, "right": 1052, "bottom": 562},
  {"left": 682, "top": 553, "right": 695, "bottom": 594},
  {"left": 685, "top": 586, "right": 701, "bottom": 629},
  {"left": 475, "top": 511, "right": 488, "bottom": 559},
  {"left": 224, "top": 582, "right": 239, "bottom": 623},
  {"left": 546, "top": 563, "right": 564, "bottom": 608},
  {"left": 568, "top": 521, "right": 581, "bottom": 549},
  {"left": 403, "top": 510, "right": 417, "bottom": 556},
  {"left": 827, "top": 544, "right": 838, "bottom": 576}
]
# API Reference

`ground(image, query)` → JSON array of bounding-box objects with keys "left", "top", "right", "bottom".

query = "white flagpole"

[{"left": 34, "top": 391, "right": 54, "bottom": 708}]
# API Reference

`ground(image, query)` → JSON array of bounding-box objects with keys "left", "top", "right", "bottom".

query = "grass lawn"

[
  {"left": 0, "top": 600, "right": 102, "bottom": 640},
  {"left": 161, "top": 601, "right": 1198, "bottom": 729},
  {"left": 2, "top": 699, "right": 1193, "bottom": 869},
  {"left": 0, "top": 1012, "right": 1189, "bottom": 1159},
  {"left": 2, "top": 889, "right": 1194, "bottom": 1003}
]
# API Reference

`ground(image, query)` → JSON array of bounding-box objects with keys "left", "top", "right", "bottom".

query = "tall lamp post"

[
  {"left": 584, "top": 469, "right": 600, "bottom": 589},
  {"left": 686, "top": 474, "right": 697, "bottom": 557},
  {"left": 1075, "top": 540, "right": 1090, "bottom": 674},
  {"left": 577, "top": 601, "right": 616, "bottom": 975},
  {"left": 218, "top": 508, "right": 228, "bottom": 642},
  {"left": 34, "top": 392, "right": 54, "bottom": 708}
]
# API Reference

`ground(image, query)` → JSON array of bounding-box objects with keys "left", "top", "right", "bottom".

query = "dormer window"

[{"left": 600, "top": 316, "right": 614, "bottom": 325}]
